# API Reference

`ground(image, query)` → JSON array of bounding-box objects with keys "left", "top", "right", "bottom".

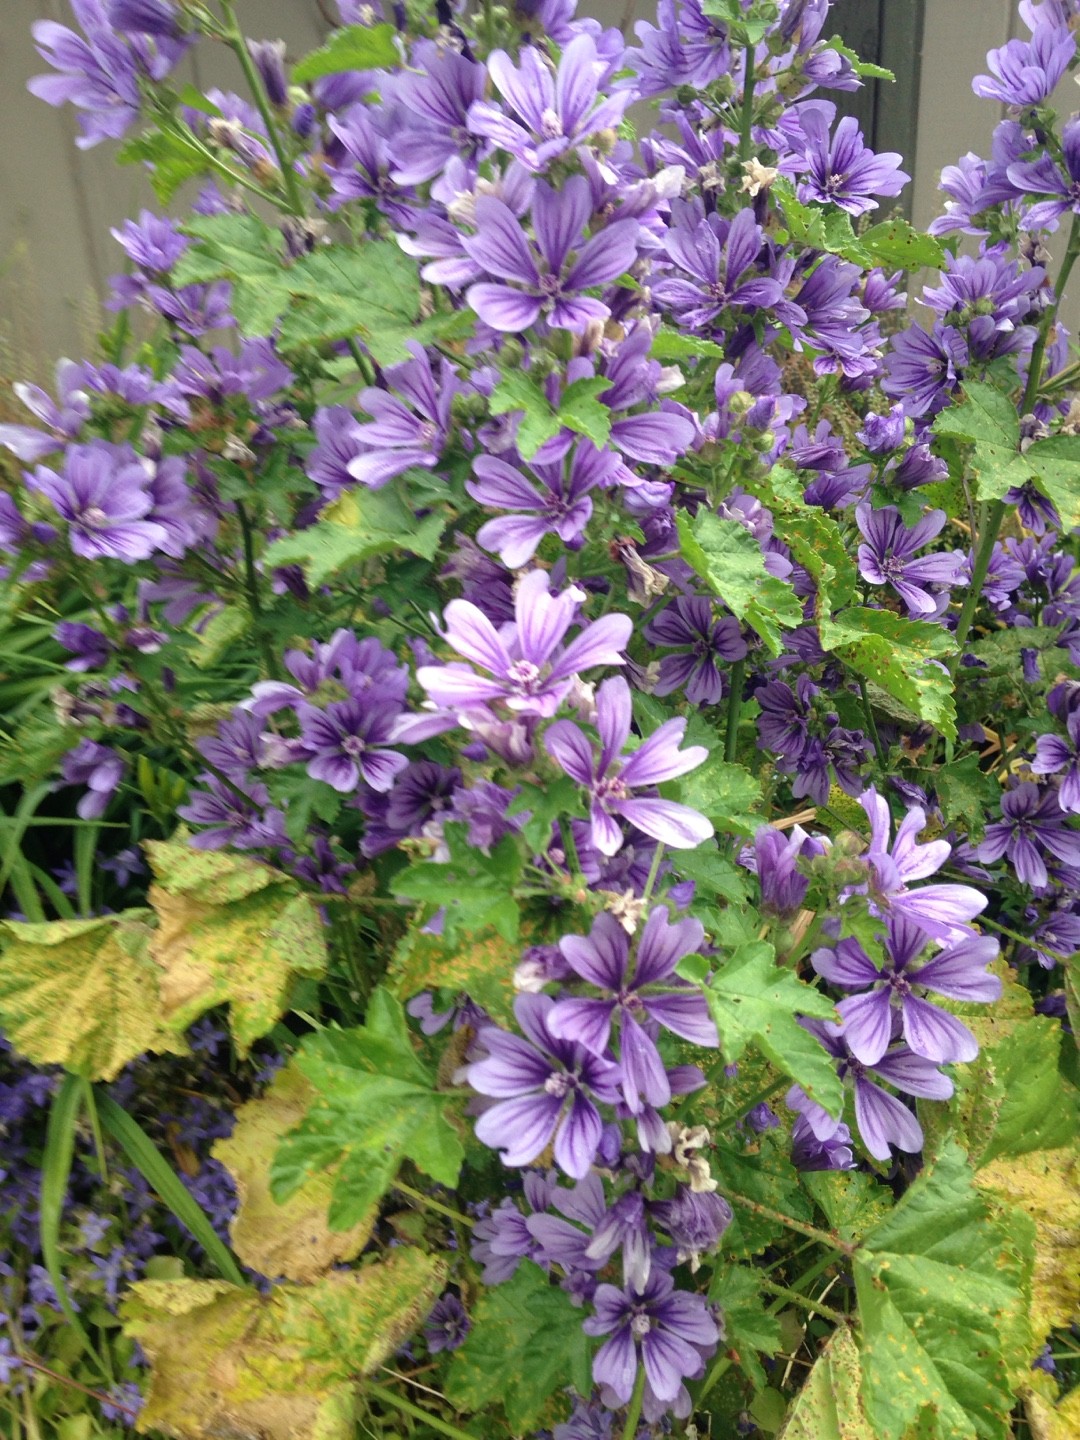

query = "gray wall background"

[{"left": 0, "top": 0, "right": 1072, "bottom": 386}]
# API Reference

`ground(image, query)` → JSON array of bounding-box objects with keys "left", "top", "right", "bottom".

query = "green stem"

[
  {"left": 738, "top": 42, "right": 756, "bottom": 164},
  {"left": 725, "top": 658, "right": 746, "bottom": 762},
  {"left": 366, "top": 1381, "right": 482, "bottom": 1440},
  {"left": 79, "top": 1077, "right": 109, "bottom": 1185},
  {"left": 857, "top": 676, "right": 886, "bottom": 766},
  {"left": 759, "top": 1277, "right": 846, "bottom": 1325},
  {"left": 620, "top": 1364, "right": 647, "bottom": 1440},
  {"left": 718, "top": 1076, "right": 787, "bottom": 1129},
  {"left": 221, "top": 1, "right": 305, "bottom": 216},
  {"left": 234, "top": 500, "right": 279, "bottom": 680},
  {"left": 977, "top": 913, "right": 1072, "bottom": 966},
  {"left": 347, "top": 336, "right": 377, "bottom": 385},
  {"left": 1021, "top": 214, "right": 1080, "bottom": 414},
  {"left": 393, "top": 1180, "right": 474, "bottom": 1229},
  {"left": 640, "top": 841, "right": 666, "bottom": 907},
  {"left": 726, "top": 1191, "right": 854, "bottom": 1254}
]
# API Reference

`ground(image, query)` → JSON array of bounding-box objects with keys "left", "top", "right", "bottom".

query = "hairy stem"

[
  {"left": 394, "top": 1180, "right": 475, "bottom": 1229},
  {"left": 234, "top": 500, "right": 280, "bottom": 679},
  {"left": 726, "top": 1191, "right": 855, "bottom": 1254},
  {"left": 759, "top": 1276, "right": 847, "bottom": 1325},
  {"left": 725, "top": 658, "right": 746, "bottom": 762},
  {"left": 738, "top": 42, "right": 756, "bottom": 164},
  {"left": 621, "top": 1363, "right": 647, "bottom": 1440},
  {"left": 221, "top": 1, "right": 305, "bottom": 216},
  {"left": 857, "top": 676, "right": 887, "bottom": 766},
  {"left": 366, "top": 1381, "right": 482, "bottom": 1440}
]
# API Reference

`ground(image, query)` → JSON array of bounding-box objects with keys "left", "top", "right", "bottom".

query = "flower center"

[
  {"left": 631, "top": 1311, "right": 653, "bottom": 1338},
  {"left": 824, "top": 171, "right": 847, "bottom": 196},
  {"left": 540, "top": 271, "right": 563, "bottom": 297},
  {"left": 596, "top": 775, "right": 630, "bottom": 803},
  {"left": 539, "top": 106, "right": 563, "bottom": 139},
  {"left": 82, "top": 505, "right": 112, "bottom": 529},
  {"left": 508, "top": 658, "right": 542, "bottom": 690},
  {"left": 341, "top": 735, "right": 367, "bottom": 758},
  {"left": 882, "top": 553, "right": 906, "bottom": 583},
  {"left": 544, "top": 1070, "right": 574, "bottom": 1098}
]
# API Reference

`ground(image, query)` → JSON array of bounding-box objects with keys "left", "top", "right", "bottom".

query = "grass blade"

[
  {"left": 40, "top": 1073, "right": 108, "bottom": 1376},
  {"left": 94, "top": 1090, "right": 246, "bottom": 1287}
]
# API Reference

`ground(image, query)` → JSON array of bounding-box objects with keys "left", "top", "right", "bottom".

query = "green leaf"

[
  {"left": 558, "top": 376, "right": 613, "bottom": 447},
  {"left": 772, "top": 180, "right": 870, "bottom": 264},
  {"left": 270, "top": 989, "right": 463, "bottom": 1229},
  {"left": 116, "top": 127, "right": 210, "bottom": 203},
  {"left": 678, "top": 510, "right": 802, "bottom": 656},
  {"left": 933, "top": 755, "right": 1000, "bottom": 843},
  {"left": 687, "top": 941, "right": 843, "bottom": 1116},
  {"left": 445, "top": 1265, "right": 592, "bottom": 1431},
  {"left": 855, "top": 1140, "right": 1034, "bottom": 1440},
  {"left": 710, "top": 1130, "right": 815, "bottom": 1258},
  {"left": 490, "top": 370, "right": 561, "bottom": 459},
  {"left": 42, "top": 1077, "right": 106, "bottom": 1370},
  {"left": 818, "top": 604, "right": 957, "bottom": 742},
  {"left": 0, "top": 913, "right": 184, "bottom": 1081},
  {"left": 932, "top": 380, "right": 1030, "bottom": 504},
  {"left": 1021, "top": 434, "right": 1080, "bottom": 530},
  {"left": 123, "top": 1251, "right": 445, "bottom": 1440},
  {"left": 650, "top": 327, "right": 727, "bottom": 362},
  {"left": 675, "top": 757, "right": 762, "bottom": 835},
  {"left": 388, "top": 924, "right": 517, "bottom": 1025},
  {"left": 393, "top": 824, "right": 523, "bottom": 943},
  {"left": 709, "top": 1263, "right": 783, "bottom": 1389},
  {"left": 801, "top": 1168, "right": 892, "bottom": 1239},
  {"left": 859, "top": 219, "right": 946, "bottom": 272},
  {"left": 778, "top": 1326, "right": 876, "bottom": 1440},
  {"left": 212, "top": 1066, "right": 377, "bottom": 1283},
  {"left": 263, "top": 485, "right": 446, "bottom": 586},
  {"left": 671, "top": 843, "right": 753, "bottom": 906},
  {"left": 292, "top": 23, "right": 399, "bottom": 84},
  {"left": 826, "top": 35, "right": 897, "bottom": 80},
  {"left": 146, "top": 842, "right": 327, "bottom": 1056},
  {"left": 277, "top": 243, "right": 421, "bottom": 360},
  {"left": 745, "top": 468, "right": 858, "bottom": 606}
]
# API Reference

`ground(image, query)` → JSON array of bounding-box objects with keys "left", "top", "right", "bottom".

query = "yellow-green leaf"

[
  {"left": 212, "top": 1066, "right": 377, "bottom": 1283},
  {"left": 0, "top": 913, "right": 185, "bottom": 1080},
  {"left": 146, "top": 842, "right": 327, "bottom": 1055},
  {"left": 123, "top": 1250, "right": 446, "bottom": 1440},
  {"left": 778, "top": 1326, "right": 874, "bottom": 1440}
]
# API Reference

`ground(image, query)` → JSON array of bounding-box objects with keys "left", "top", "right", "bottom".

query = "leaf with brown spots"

[
  {"left": 122, "top": 1250, "right": 446, "bottom": 1440},
  {"left": 0, "top": 912, "right": 185, "bottom": 1080},
  {"left": 778, "top": 1326, "right": 874, "bottom": 1439},
  {"left": 213, "top": 1065, "right": 376, "bottom": 1283},
  {"left": 145, "top": 841, "right": 326, "bottom": 1055}
]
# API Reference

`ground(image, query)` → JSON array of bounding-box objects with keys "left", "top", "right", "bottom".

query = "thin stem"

[
  {"left": 725, "top": 1191, "right": 854, "bottom": 1255},
  {"left": 717, "top": 1076, "right": 787, "bottom": 1129},
  {"left": 79, "top": 1077, "right": 109, "bottom": 1185},
  {"left": 977, "top": 913, "right": 1071, "bottom": 966},
  {"left": 221, "top": 2, "right": 305, "bottom": 216},
  {"left": 234, "top": 500, "right": 279, "bottom": 679},
  {"left": 620, "top": 1364, "right": 647, "bottom": 1440},
  {"left": 725, "top": 658, "right": 746, "bottom": 762},
  {"left": 1021, "top": 213, "right": 1080, "bottom": 414},
  {"left": 393, "top": 1180, "right": 474, "bottom": 1229},
  {"left": 759, "top": 1277, "right": 846, "bottom": 1325},
  {"left": 738, "top": 42, "right": 756, "bottom": 164},
  {"left": 347, "top": 336, "right": 377, "bottom": 385},
  {"left": 14, "top": 1354, "right": 140, "bottom": 1421},
  {"left": 857, "top": 676, "right": 886, "bottom": 766},
  {"left": 366, "top": 1381, "right": 482, "bottom": 1440},
  {"left": 640, "top": 841, "right": 666, "bottom": 907}
]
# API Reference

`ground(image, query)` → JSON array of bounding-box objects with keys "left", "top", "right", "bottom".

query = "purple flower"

[
  {"left": 388, "top": 40, "right": 487, "bottom": 184},
  {"left": 56, "top": 621, "right": 111, "bottom": 671},
  {"left": 855, "top": 504, "right": 967, "bottom": 617},
  {"left": 417, "top": 570, "right": 632, "bottom": 720},
  {"left": 653, "top": 207, "right": 785, "bottom": 333},
  {"left": 549, "top": 907, "right": 717, "bottom": 1112},
  {"left": 788, "top": 110, "right": 909, "bottom": 215},
  {"left": 643, "top": 596, "right": 747, "bottom": 706},
  {"left": 467, "top": 994, "right": 622, "bottom": 1179},
  {"left": 246, "top": 38, "right": 287, "bottom": 107},
  {"left": 424, "top": 1293, "right": 471, "bottom": 1353},
  {"left": 177, "top": 775, "right": 287, "bottom": 851},
  {"left": 28, "top": 441, "right": 165, "bottom": 562},
  {"left": 978, "top": 781, "right": 1080, "bottom": 888},
  {"left": 463, "top": 176, "right": 639, "bottom": 333},
  {"left": 60, "top": 739, "right": 126, "bottom": 819},
  {"left": 880, "top": 322, "right": 968, "bottom": 418},
  {"left": 470, "top": 1171, "right": 555, "bottom": 1282},
  {"left": 306, "top": 406, "right": 366, "bottom": 500},
  {"left": 107, "top": 0, "right": 181, "bottom": 38},
  {"left": 1032, "top": 708, "right": 1080, "bottom": 813},
  {"left": 650, "top": 1186, "right": 732, "bottom": 1269},
  {"left": 544, "top": 676, "right": 714, "bottom": 856},
  {"left": 346, "top": 342, "right": 459, "bottom": 489},
  {"left": 1008, "top": 116, "right": 1080, "bottom": 230},
  {"left": 859, "top": 788, "right": 988, "bottom": 942},
  {"left": 789, "top": 1019, "right": 953, "bottom": 1161},
  {"left": 813, "top": 914, "right": 1000, "bottom": 1065},
  {"left": 298, "top": 697, "right": 408, "bottom": 794},
  {"left": 468, "top": 33, "right": 631, "bottom": 173},
  {"left": 790, "top": 1112, "right": 855, "bottom": 1171},
  {"left": 743, "top": 824, "right": 821, "bottom": 920},
  {"left": 583, "top": 1270, "right": 719, "bottom": 1413},
  {"left": 0, "top": 359, "right": 89, "bottom": 462},
  {"left": 972, "top": 25, "right": 1075, "bottom": 106},
  {"left": 466, "top": 439, "right": 618, "bottom": 568}
]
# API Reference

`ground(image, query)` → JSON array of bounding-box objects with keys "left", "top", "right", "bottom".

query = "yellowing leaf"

[
  {"left": 123, "top": 1251, "right": 446, "bottom": 1440},
  {"left": 1023, "top": 1371, "right": 1080, "bottom": 1440},
  {"left": 388, "top": 924, "right": 517, "bottom": 1023},
  {"left": 778, "top": 1326, "right": 874, "bottom": 1440},
  {"left": 0, "top": 913, "right": 184, "bottom": 1081},
  {"left": 976, "top": 1148, "right": 1080, "bottom": 1344},
  {"left": 146, "top": 842, "right": 327, "bottom": 1055},
  {"left": 213, "top": 1066, "right": 376, "bottom": 1283}
]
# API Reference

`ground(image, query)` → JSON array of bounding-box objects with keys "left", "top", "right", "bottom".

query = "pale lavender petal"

[
  {"left": 615, "top": 798, "right": 714, "bottom": 850},
  {"left": 853, "top": 1077, "right": 923, "bottom": 1160},
  {"left": 554, "top": 1092, "right": 602, "bottom": 1179},
  {"left": 544, "top": 719, "right": 596, "bottom": 785},
  {"left": 474, "top": 1093, "right": 561, "bottom": 1166},
  {"left": 900, "top": 995, "right": 978, "bottom": 1064},
  {"left": 836, "top": 988, "right": 894, "bottom": 1066}
]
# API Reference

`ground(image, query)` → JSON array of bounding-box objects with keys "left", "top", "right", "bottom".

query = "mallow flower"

[
  {"left": 1032, "top": 708, "right": 1080, "bottom": 813},
  {"left": 467, "top": 993, "right": 622, "bottom": 1180},
  {"left": 28, "top": 440, "right": 168, "bottom": 563},
  {"left": 855, "top": 504, "right": 967, "bottom": 617},
  {"left": 418, "top": 570, "right": 632, "bottom": 720},
  {"left": 544, "top": 676, "right": 714, "bottom": 856},
  {"left": 550, "top": 907, "right": 717, "bottom": 1114}
]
